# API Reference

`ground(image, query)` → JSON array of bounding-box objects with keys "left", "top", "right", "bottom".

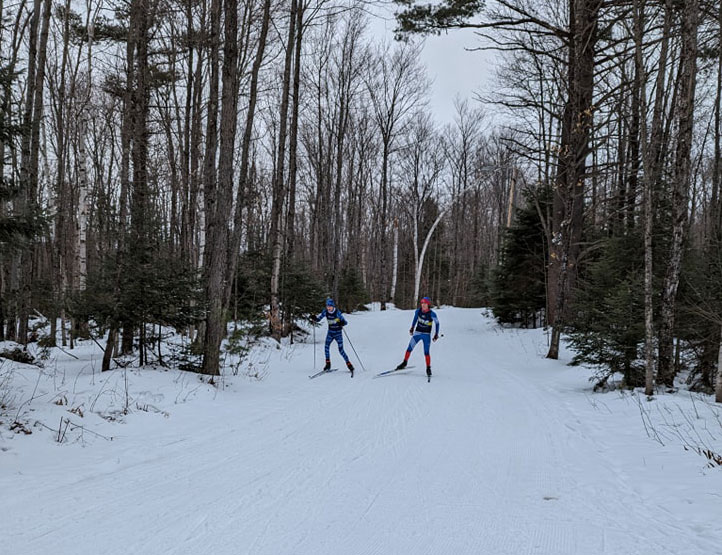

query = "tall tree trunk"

[
  {"left": 699, "top": 0, "right": 722, "bottom": 391},
  {"left": 546, "top": 0, "right": 600, "bottom": 359},
  {"left": 196, "top": 0, "right": 221, "bottom": 353},
  {"left": 627, "top": 64, "right": 641, "bottom": 235},
  {"left": 636, "top": 0, "right": 656, "bottom": 396},
  {"left": 390, "top": 219, "right": 399, "bottom": 304},
  {"left": 16, "top": 0, "right": 51, "bottom": 345},
  {"left": 269, "top": 0, "right": 298, "bottom": 340},
  {"left": 639, "top": 0, "right": 672, "bottom": 394},
  {"left": 49, "top": 0, "right": 72, "bottom": 348},
  {"left": 379, "top": 137, "right": 389, "bottom": 310},
  {"left": 202, "top": 0, "right": 240, "bottom": 376},
  {"left": 285, "top": 1, "right": 304, "bottom": 260},
  {"left": 657, "top": 0, "right": 700, "bottom": 387},
  {"left": 115, "top": 0, "right": 138, "bottom": 356},
  {"left": 76, "top": 119, "right": 90, "bottom": 292},
  {"left": 128, "top": 0, "right": 153, "bottom": 363},
  {"left": 225, "top": 0, "right": 272, "bottom": 299},
  {"left": 185, "top": 4, "right": 206, "bottom": 273}
]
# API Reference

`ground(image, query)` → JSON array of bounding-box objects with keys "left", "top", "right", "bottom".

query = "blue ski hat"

[{"left": 325, "top": 297, "right": 335, "bottom": 307}]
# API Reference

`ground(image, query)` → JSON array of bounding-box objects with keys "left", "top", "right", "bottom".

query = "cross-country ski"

[
  {"left": 374, "top": 365, "right": 416, "bottom": 378},
  {"left": 308, "top": 368, "right": 339, "bottom": 379}
]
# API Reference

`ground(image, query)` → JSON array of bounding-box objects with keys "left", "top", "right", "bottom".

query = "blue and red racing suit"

[{"left": 404, "top": 308, "right": 440, "bottom": 367}]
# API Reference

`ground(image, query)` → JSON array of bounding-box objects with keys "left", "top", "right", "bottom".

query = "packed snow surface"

[{"left": 1, "top": 307, "right": 721, "bottom": 554}]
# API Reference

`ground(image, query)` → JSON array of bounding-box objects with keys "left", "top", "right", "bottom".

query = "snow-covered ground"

[{"left": 1, "top": 307, "right": 721, "bottom": 555}]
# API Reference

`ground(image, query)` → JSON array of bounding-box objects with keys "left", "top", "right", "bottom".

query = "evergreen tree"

[
  {"left": 280, "top": 260, "right": 326, "bottom": 328},
  {"left": 0, "top": 63, "right": 41, "bottom": 243},
  {"left": 231, "top": 252, "right": 326, "bottom": 335},
  {"left": 676, "top": 244, "right": 722, "bottom": 392},
  {"left": 77, "top": 244, "right": 202, "bottom": 358},
  {"left": 338, "top": 267, "right": 370, "bottom": 312},
  {"left": 394, "top": 0, "right": 485, "bottom": 35},
  {"left": 489, "top": 189, "right": 547, "bottom": 327},
  {"left": 0, "top": 58, "right": 44, "bottom": 341},
  {"left": 469, "top": 264, "right": 492, "bottom": 307},
  {"left": 566, "top": 233, "right": 646, "bottom": 388},
  {"left": 231, "top": 251, "right": 271, "bottom": 323}
]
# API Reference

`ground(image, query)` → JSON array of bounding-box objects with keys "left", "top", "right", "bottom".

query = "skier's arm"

[
  {"left": 432, "top": 312, "right": 440, "bottom": 340},
  {"left": 313, "top": 310, "right": 326, "bottom": 323},
  {"left": 410, "top": 310, "right": 419, "bottom": 335},
  {"left": 338, "top": 311, "right": 348, "bottom": 326}
]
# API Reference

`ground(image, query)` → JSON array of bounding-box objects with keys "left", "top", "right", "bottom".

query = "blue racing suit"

[{"left": 314, "top": 308, "right": 350, "bottom": 363}]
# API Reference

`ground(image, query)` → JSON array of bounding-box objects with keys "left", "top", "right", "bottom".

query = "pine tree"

[
  {"left": 0, "top": 59, "right": 43, "bottom": 341},
  {"left": 338, "top": 267, "right": 370, "bottom": 312},
  {"left": 77, "top": 245, "right": 202, "bottom": 363},
  {"left": 489, "top": 189, "right": 547, "bottom": 328},
  {"left": 675, "top": 245, "right": 722, "bottom": 392},
  {"left": 566, "top": 233, "right": 646, "bottom": 388}
]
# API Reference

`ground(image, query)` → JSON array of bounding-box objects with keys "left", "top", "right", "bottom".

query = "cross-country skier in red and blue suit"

[
  {"left": 313, "top": 298, "right": 354, "bottom": 376},
  {"left": 395, "top": 297, "right": 439, "bottom": 378}
]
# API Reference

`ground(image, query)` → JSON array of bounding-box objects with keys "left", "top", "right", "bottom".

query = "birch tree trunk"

[
  {"left": 390, "top": 219, "right": 399, "bottom": 305},
  {"left": 640, "top": 10, "right": 656, "bottom": 396},
  {"left": 639, "top": 0, "right": 672, "bottom": 393},
  {"left": 76, "top": 117, "right": 90, "bottom": 292},
  {"left": 657, "top": 0, "right": 700, "bottom": 387},
  {"left": 414, "top": 210, "right": 446, "bottom": 304}
]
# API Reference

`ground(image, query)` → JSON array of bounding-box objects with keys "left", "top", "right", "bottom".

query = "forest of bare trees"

[{"left": 1, "top": 0, "right": 721, "bottom": 400}]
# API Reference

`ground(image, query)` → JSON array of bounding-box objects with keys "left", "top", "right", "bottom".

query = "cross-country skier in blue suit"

[
  {"left": 395, "top": 297, "right": 439, "bottom": 378},
  {"left": 313, "top": 298, "right": 354, "bottom": 376}
]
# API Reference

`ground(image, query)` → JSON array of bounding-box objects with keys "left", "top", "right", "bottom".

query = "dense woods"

[{"left": 0, "top": 0, "right": 720, "bottom": 400}]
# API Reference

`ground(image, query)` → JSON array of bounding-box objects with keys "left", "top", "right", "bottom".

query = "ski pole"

[
  {"left": 313, "top": 322, "right": 317, "bottom": 370},
  {"left": 343, "top": 329, "right": 366, "bottom": 372}
]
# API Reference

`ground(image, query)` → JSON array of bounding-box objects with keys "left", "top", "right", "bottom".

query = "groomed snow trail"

[{"left": 2, "top": 308, "right": 720, "bottom": 554}]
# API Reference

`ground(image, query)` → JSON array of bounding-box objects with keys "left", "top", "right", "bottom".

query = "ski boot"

[
  {"left": 347, "top": 361, "right": 354, "bottom": 377},
  {"left": 395, "top": 360, "right": 408, "bottom": 370},
  {"left": 323, "top": 360, "right": 331, "bottom": 371},
  {"left": 426, "top": 366, "right": 432, "bottom": 382}
]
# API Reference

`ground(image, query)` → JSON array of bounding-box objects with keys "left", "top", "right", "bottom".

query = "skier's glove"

[
  {"left": 409, "top": 328, "right": 414, "bottom": 335},
  {"left": 433, "top": 334, "right": 439, "bottom": 342},
  {"left": 341, "top": 320, "right": 347, "bottom": 327}
]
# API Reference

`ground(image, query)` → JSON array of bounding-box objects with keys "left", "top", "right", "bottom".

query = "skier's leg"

[
  {"left": 335, "top": 332, "right": 350, "bottom": 363},
  {"left": 405, "top": 334, "right": 421, "bottom": 360},
  {"left": 405, "top": 334, "right": 420, "bottom": 360},
  {"left": 334, "top": 333, "right": 353, "bottom": 374},
  {"left": 396, "top": 334, "right": 419, "bottom": 369},
  {"left": 422, "top": 334, "right": 432, "bottom": 375},
  {"left": 324, "top": 332, "right": 332, "bottom": 369}
]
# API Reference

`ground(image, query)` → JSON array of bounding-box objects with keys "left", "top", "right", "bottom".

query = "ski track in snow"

[{"left": 1, "top": 308, "right": 721, "bottom": 554}]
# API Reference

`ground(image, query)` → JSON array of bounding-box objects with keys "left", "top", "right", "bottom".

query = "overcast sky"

[{"left": 367, "top": 2, "right": 497, "bottom": 125}]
